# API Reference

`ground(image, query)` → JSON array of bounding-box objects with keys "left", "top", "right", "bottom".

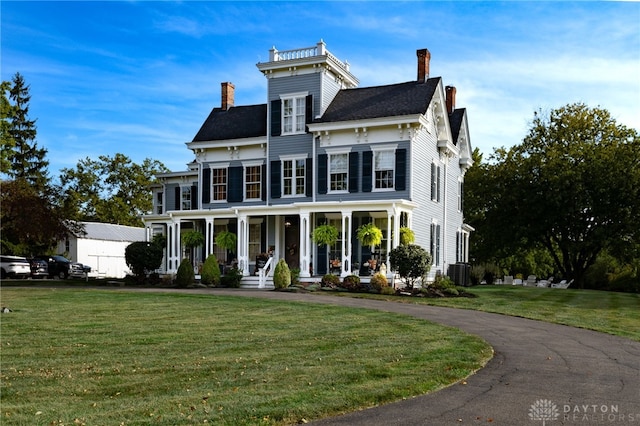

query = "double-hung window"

[
  {"left": 283, "top": 158, "right": 306, "bottom": 196},
  {"left": 181, "top": 186, "right": 191, "bottom": 210},
  {"left": 245, "top": 165, "right": 262, "bottom": 200},
  {"left": 430, "top": 222, "right": 441, "bottom": 265},
  {"left": 281, "top": 93, "right": 307, "bottom": 135},
  {"left": 211, "top": 168, "right": 227, "bottom": 201},
  {"left": 155, "top": 190, "right": 163, "bottom": 214},
  {"left": 374, "top": 149, "right": 395, "bottom": 190},
  {"left": 431, "top": 162, "right": 441, "bottom": 202},
  {"left": 329, "top": 153, "right": 348, "bottom": 192}
]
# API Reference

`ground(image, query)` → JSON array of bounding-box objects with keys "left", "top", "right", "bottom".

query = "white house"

[
  {"left": 58, "top": 222, "right": 146, "bottom": 278},
  {"left": 142, "top": 41, "right": 473, "bottom": 287}
]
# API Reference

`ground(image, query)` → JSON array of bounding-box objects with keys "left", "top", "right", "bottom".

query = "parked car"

[
  {"left": 27, "top": 258, "right": 49, "bottom": 279},
  {"left": 33, "top": 255, "right": 90, "bottom": 279},
  {"left": 0, "top": 255, "right": 32, "bottom": 279}
]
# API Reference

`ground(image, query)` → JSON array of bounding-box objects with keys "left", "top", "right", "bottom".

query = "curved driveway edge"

[{"left": 124, "top": 288, "right": 640, "bottom": 425}]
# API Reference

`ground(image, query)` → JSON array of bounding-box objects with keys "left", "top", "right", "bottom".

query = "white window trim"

[
  {"left": 280, "top": 92, "right": 308, "bottom": 135},
  {"left": 180, "top": 184, "right": 192, "bottom": 211},
  {"left": 243, "top": 162, "right": 262, "bottom": 201},
  {"left": 209, "top": 165, "right": 229, "bottom": 204},
  {"left": 328, "top": 151, "right": 350, "bottom": 194},
  {"left": 281, "top": 157, "right": 307, "bottom": 198},
  {"left": 372, "top": 145, "right": 397, "bottom": 192},
  {"left": 431, "top": 160, "right": 441, "bottom": 202}
]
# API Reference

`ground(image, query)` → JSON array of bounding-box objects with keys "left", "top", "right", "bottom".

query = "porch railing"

[{"left": 258, "top": 256, "right": 275, "bottom": 288}]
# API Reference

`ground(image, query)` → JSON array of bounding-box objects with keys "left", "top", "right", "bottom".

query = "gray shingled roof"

[
  {"left": 449, "top": 108, "right": 466, "bottom": 146},
  {"left": 193, "top": 104, "right": 267, "bottom": 142},
  {"left": 80, "top": 222, "right": 146, "bottom": 242},
  {"left": 315, "top": 78, "right": 440, "bottom": 123}
]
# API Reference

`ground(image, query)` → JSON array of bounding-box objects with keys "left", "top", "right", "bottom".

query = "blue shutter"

[
  {"left": 271, "top": 100, "right": 281, "bottom": 137},
  {"left": 349, "top": 152, "right": 359, "bottom": 193},
  {"left": 305, "top": 95, "right": 313, "bottom": 130},
  {"left": 174, "top": 186, "right": 180, "bottom": 210},
  {"left": 305, "top": 158, "right": 313, "bottom": 197},
  {"left": 395, "top": 149, "right": 406, "bottom": 191},
  {"left": 318, "top": 154, "right": 327, "bottom": 194},
  {"left": 228, "top": 166, "right": 243, "bottom": 202},
  {"left": 191, "top": 185, "right": 197, "bottom": 210},
  {"left": 261, "top": 164, "right": 267, "bottom": 201},
  {"left": 437, "top": 165, "right": 441, "bottom": 202},
  {"left": 362, "top": 151, "right": 372, "bottom": 192},
  {"left": 202, "top": 168, "right": 210, "bottom": 204},
  {"left": 270, "top": 160, "right": 281, "bottom": 199},
  {"left": 431, "top": 163, "right": 436, "bottom": 200}
]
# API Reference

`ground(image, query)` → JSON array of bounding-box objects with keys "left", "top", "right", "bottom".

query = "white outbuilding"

[{"left": 57, "top": 222, "right": 146, "bottom": 279}]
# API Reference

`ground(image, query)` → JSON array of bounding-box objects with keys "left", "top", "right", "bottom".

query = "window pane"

[
  {"left": 245, "top": 166, "right": 261, "bottom": 199},
  {"left": 212, "top": 168, "right": 227, "bottom": 201}
]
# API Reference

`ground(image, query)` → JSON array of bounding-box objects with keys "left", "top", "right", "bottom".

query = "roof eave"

[{"left": 308, "top": 114, "right": 424, "bottom": 132}]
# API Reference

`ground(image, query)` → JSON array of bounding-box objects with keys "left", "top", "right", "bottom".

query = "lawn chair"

[
  {"left": 551, "top": 279, "right": 573, "bottom": 289},
  {"left": 537, "top": 276, "right": 553, "bottom": 287}
]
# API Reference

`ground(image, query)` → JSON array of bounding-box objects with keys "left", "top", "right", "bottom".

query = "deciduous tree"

[
  {"left": 60, "top": 154, "right": 169, "bottom": 226},
  {"left": 471, "top": 103, "right": 639, "bottom": 288}
]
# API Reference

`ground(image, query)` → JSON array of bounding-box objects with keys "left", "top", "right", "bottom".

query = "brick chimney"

[
  {"left": 417, "top": 48, "right": 431, "bottom": 82},
  {"left": 221, "top": 82, "right": 235, "bottom": 110},
  {"left": 446, "top": 85, "right": 456, "bottom": 114}
]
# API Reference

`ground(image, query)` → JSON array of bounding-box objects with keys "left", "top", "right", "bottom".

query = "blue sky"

[{"left": 2, "top": 1, "right": 639, "bottom": 178}]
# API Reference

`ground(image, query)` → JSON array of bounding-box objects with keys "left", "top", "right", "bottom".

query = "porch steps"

[{"left": 239, "top": 276, "right": 274, "bottom": 290}]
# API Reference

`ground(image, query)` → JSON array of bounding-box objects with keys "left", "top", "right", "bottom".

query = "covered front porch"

[{"left": 142, "top": 200, "right": 415, "bottom": 287}]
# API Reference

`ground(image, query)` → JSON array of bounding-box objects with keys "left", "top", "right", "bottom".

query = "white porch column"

[
  {"left": 341, "top": 212, "right": 352, "bottom": 277},
  {"left": 237, "top": 213, "right": 249, "bottom": 276},
  {"left": 299, "top": 213, "right": 311, "bottom": 278},
  {"left": 168, "top": 220, "right": 181, "bottom": 273},
  {"left": 205, "top": 218, "right": 214, "bottom": 258},
  {"left": 386, "top": 210, "right": 394, "bottom": 271}
]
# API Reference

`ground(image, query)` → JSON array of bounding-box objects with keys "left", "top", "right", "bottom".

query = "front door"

[{"left": 284, "top": 216, "right": 299, "bottom": 270}]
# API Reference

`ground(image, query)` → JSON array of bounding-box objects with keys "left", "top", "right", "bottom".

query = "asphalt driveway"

[{"left": 203, "top": 289, "right": 640, "bottom": 426}]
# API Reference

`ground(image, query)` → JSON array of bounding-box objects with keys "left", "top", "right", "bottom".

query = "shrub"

[
  {"left": 221, "top": 267, "right": 242, "bottom": 288},
  {"left": 125, "top": 241, "right": 163, "bottom": 278},
  {"left": 370, "top": 272, "right": 388, "bottom": 292},
  {"left": 201, "top": 254, "right": 221, "bottom": 286},
  {"left": 290, "top": 268, "right": 301, "bottom": 287},
  {"left": 389, "top": 244, "right": 432, "bottom": 290},
  {"left": 321, "top": 274, "right": 340, "bottom": 288},
  {"left": 380, "top": 286, "right": 396, "bottom": 295},
  {"left": 175, "top": 258, "right": 195, "bottom": 288},
  {"left": 340, "top": 274, "right": 361, "bottom": 291},
  {"left": 273, "top": 259, "right": 291, "bottom": 289},
  {"left": 432, "top": 273, "right": 456, "bottom": 290}
]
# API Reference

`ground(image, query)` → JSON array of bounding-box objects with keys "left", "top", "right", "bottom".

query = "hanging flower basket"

[
  {"left": 182, "top": 230, "right": 205, "bottom": 249},
  {"left": 215, "top": 230, "right": 237, "bottom": 252},
  {"left": 399, "top": 227, "right": 415, "bottom": 246},
  {"left": 312, "top": 224, "right": 339, "bottom": 247},
  {"left": 356, "top": 222, "right": 383, "bottom": 249}
]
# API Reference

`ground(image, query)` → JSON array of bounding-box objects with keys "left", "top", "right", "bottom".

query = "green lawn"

[
  {"left": 0, "top": 288, "right": 491, "bottom": 425},
  {"left": 337, "top": 285, "right": 640, "bottom": 341}
]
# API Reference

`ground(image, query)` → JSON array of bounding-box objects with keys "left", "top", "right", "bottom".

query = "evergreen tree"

[
  {"left": 1, "top": 81, "right": 15, "bottom": 174},
  {"left": 2, "top": 73, "right": 49, "bottom": 191}
]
